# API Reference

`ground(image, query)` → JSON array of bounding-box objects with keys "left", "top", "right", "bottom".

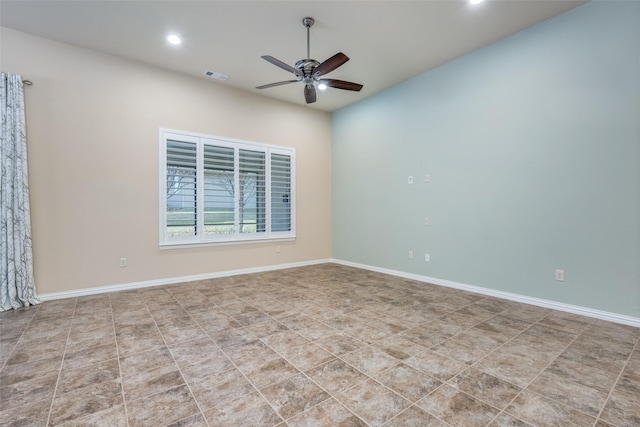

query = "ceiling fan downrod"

[{"left": 302, "top": 17, "right": 314, "bottom": 60}]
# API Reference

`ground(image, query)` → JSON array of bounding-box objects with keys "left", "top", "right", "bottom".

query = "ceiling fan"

[{"left": 256, "top": 17, "right": 363, "bottom": 104}]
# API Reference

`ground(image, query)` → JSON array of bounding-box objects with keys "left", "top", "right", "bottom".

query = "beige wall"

[{"left": 1, "top": 28, "right": 333, "bottom": 295}]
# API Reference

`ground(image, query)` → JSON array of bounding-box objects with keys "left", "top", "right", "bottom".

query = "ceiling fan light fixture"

[
  {"left": 469, "top": 0, "right": 485, "bottom": 5},
  {"left": 166, "top": 34, "right": 182, "bottom": 45},
  {"left": 318, "top": 82, "right": 328, "bottom": 90}
]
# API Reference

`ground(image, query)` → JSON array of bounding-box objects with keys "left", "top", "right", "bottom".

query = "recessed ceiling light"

[
  {"left": 167, "top": 34, "right": 182, "bottom": 45},
  {"left": 469, "top": 0, "right": 485, "bottom": 4}
]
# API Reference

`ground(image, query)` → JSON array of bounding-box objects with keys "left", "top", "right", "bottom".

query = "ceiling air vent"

[{"left": 203, "top": 70, "right": 228, "bottom": 81}]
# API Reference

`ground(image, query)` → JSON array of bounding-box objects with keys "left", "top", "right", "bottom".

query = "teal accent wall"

[{"left": 332, "top": 1, "right": 640, "bottom": 317}]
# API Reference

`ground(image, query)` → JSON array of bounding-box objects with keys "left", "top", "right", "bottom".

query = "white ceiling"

[{"left": 1, "top": 0, "right": 587, "bottom": 112}]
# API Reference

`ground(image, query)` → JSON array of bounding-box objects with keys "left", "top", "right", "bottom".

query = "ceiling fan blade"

[
  {"left": 313, "top": 52, "right": 349, "bottom": 78},
  {"left": 261, "top": 55, "right": 302, "bottom": 76},
  {"left": 256, "top": 80, "right": 299, "bottom": 90},
  {"left": 323, "top": 79, "right": 363, "bottom": 91},
  {"left": 304, "top": 84, "right": 317, "bottom": 104}
]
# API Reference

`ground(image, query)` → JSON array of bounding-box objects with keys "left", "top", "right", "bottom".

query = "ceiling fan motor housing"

[{"left": 295, "top": 59, "right": 321, "bottom": 84}]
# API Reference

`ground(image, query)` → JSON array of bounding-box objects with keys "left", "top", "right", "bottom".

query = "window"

[{"left": 160, "top": 129, "right": 295, "bottom": 247}]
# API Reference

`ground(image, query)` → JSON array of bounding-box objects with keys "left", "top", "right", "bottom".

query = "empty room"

[{"left": 1, "top": 0, "right": 638, "bottom": 426}]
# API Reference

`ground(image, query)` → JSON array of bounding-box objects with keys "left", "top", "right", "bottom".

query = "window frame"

[{"left": 159, "top": 128, "right": 295, "bottom": 248}]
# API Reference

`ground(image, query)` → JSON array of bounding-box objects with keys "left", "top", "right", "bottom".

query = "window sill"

[{"left": 159, "top": 235, "right": 296, "bottom": 250}]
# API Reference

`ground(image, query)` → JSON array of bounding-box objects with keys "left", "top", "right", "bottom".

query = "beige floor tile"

[
  {"left": 0, "top": 370, "right": 58, "bottom": 412},
  {"left": 126, "top": 384, "right": 200, "bottom": 427},
  {"left": 49, "top": 379, "right": 123, "bottom": 425},
  {"left": 189, "top": 367, "right": 255, "bottom": 410},
  {"left": 57, "top": 358, "right": 120, "bottom": 395},
  {"left": 0, "top": 396, "right": 52, "bottom": 426},
  {"left": 430, "top": 338, "right": 489, "bottom": 364},
  {"left": 382, "top": 405, "right": 448, "bottom": 426},
  {"left": 0, "top": 353, "right": 63, "bottom": 386},
  {"left": 245, "top": 318, "right": 290, "bottom": 338},
  {"left": 472, "top": 351, "right": 546, "bottom": 389},
  {"left": 66, "top": 326, "right": 115, "bottom": 353},
  {"left": 1, "top": 264, "right": 638, "bottom": 427},
  {"left": 260, "top": 373, "right": 331, "bottom": 420},
  {"left": 449, "top": 367, "right": 521, "bottom": 410},
  {"left": 399, "top": 326, "right": 452, "bottom": 348},
  {"left": 336, "top": 378, "right": 411, "bottom": 427},
  {"left": 261, "top": 330, "right": 310, "bottom": 353},
  {"left": 405, "top": 350, "right": 468, "bottom": 382},
  {"left": 537, "top": 314, "right": 591, "bottom": 334},
  {"left": 306, "top": 358, "right": 369, "bottom": 394},
  {"left": 212, "top": 327, "right": 259, "bottom": 349},
  {"left": 164, "top": 412, "right": 209, "bottom": 427},
  {"left": 616, "top": 367, "right": 640, "bottom": 395},
  {"left": 417, "top": 384, "right": 500, "bottom": 427},
  {"left": 278, "top": 342, "right": 335, "bottom": 371},
  {"left": 371, "top": 334, "right": 426, "bottom": 360},
  {"left": 243, "top": 356, "right": 300, "bottom": 389},
  {"left": 6, "top": 339, "right": 66, "bottom": 366},
  {"left": 169, "top": 338, "right": 234, "bottom": 382},
  {"left": 115, "top": 322, "right": 166, "bottom": 356},
  {"left": 505, "top": 332, "right": 569, "bottom": 363},
  {"left": 285, "top": 397, "right": 366, "bottom": 427},
  {"left": 599, "top": 388, "right": 640, "bottom": 426},
  {"left": 341, "top": 345, "right": 400, "bottom": 376},
  {"left": 191, "top": 312, "right": 242, "bottom": 334},
  {"left": 505, "top": 389, "right": 596, "bottom": 426},
  {"left": 63, "top": 342, "right": 119, "bottom": 370},
  {"left": 448, "top": 329, "right": 504, "bottom": 353},
  {"left": 61, "top": 405, "right": 128, "bottom": 427},
  {"left": 225, "top": 339, "right": 279, "bottom": 369},
  {"left": 526, "top": 371, "right": 608, "bottom": 417},
  {"left": 544, "top": 353, "right": 618, "bottom": 392},
  {"left": 375, "top": 363, "right": 442, "bottom": 402},
  {"left": 295, "top": 321, "right": 338, "bottom": 341},
  {"left": 154, "top": 314, "right": 208, "bottom": 344},
  {"left": 315, "top": 333, "right": 366, "bottom": 356},
  {"left": 203, "top": 391, "right": 282, "bottom": 426},
  {"left": 119, "top": 347, "right": 184, "bottom": 401},
  {"left": 487, "top": 412, "right": 534, "bottom": 426}
]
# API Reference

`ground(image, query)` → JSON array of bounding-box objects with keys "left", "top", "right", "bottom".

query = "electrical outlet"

[
  {"left": 424, "top": 217, "right": 430, "bottom": 226},
  {"left": 424, "top": 253, "right": 430, "bottom": 262},
  {"left": 408, "top": 251, "right": 414, "bottom": 259},
  {"left": 119, "top": 258, "right": 127, "bottom": 268},
  {"left": 407, "top": 176, "right": 414, "bottom": 185},
  {"left": 425, "top": 174, "right": 430, "bottom": 183},
  {"left": 555, "top": 269, "right": 565, "bottom": 281},
  {"left": 276, "top": 246, "right": 282, "bottom": 253}
]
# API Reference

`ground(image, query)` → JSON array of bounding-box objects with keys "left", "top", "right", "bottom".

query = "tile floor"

[{"left": 0, "top": 263, "right": 639, "bottom": 426}]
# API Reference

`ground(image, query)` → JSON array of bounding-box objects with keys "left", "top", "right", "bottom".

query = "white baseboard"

[
  {"left": 332, "top": 259, "right": 640, "bottom": 328},
  {"left": 39, "top": 257, "right": 639, "bottom": 328},
  {"left": 38, "top": 259, "right": 332, "bottom": 301}
]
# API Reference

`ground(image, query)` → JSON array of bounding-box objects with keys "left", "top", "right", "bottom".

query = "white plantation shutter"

[
  {"left": 239, "top": 149, "right": 266, "bottom": 234},
  {"left": 160, "top": 130, "right": 295, "bottom": 247},
  {"left": 203, "top": 145, "right": 235, "bottom": 235},
  {"left": 271, "top": 153, "right": 292, "bottom": 232},
  {"left": 165, "top": 140, "right": 197, "bottom": 237}
]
